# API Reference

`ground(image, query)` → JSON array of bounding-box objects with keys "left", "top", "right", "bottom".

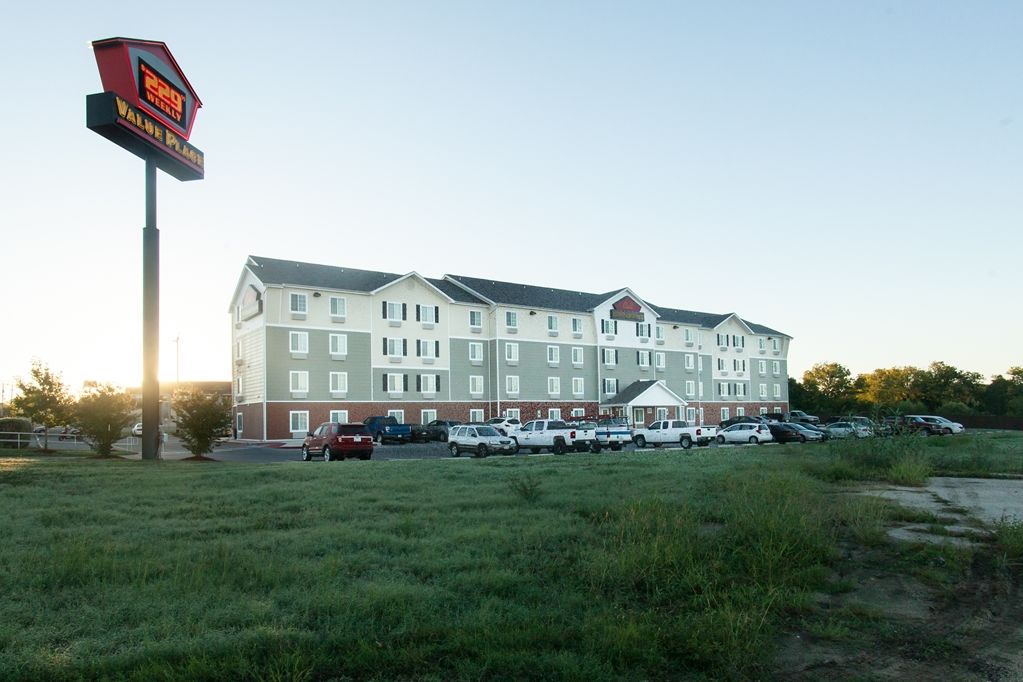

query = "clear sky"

[{"left": 1, "top": 1, "right": 1020, "bottom": 394}]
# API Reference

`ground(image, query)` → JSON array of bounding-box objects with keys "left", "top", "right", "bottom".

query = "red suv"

[{"left": 302, "top": 423, "right": 374, "bottom": 461}]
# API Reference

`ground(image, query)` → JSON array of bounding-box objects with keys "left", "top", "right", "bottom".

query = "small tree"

[
  {"left": 75, "top": 385, "right": 134, "bottom": 456},
  {"left": 10, "top": 362, "right": 72, "bottom": 452},
  {"left": 174, "top": 390, "right": 231, "bottom": 458}
]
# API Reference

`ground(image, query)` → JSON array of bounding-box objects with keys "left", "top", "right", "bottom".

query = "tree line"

[{"left": 789, "top": 361, "right": 1023, "bottom": 418}]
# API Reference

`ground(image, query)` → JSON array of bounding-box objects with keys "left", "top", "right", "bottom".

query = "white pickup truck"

[
  {"left": 594, "top": 417, "right": 633, "bottom": 451},
  {"left": 631, "top": 419, "right": 716, "bottom": 449},
  {"left": 516, "top": 419, "right": 600, "bottom": 454}
]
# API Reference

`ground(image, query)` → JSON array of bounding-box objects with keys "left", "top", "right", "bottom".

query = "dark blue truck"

[{"left": 362, "top": 416, "right": 412, "bottom": 444}]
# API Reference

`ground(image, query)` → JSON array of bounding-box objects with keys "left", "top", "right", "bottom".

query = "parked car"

[
  {"left": 362, "top": 416, "right": 412, "bottom": 444},
  {"left": 917, "top": 416, "right": 965, "bottom": 435},
  {"left": 716, "top": 423, "right": 773, "bottom": 445},
  {"left": 516, "top": 419, "right": 599, "bottom": 454},
  {"left": 784, "top": 410, "right": 820, "bottom": 425},
  {"left": 718, "top": 415, "right": 766, "bottom": 429},
  {"left": 631, "top": 419, "right": 717, "bottom": 449},
  {"left": 788, "top": 422, "right": 826, "bottom": 441},
  {"left": 302, "top": 422, "right": 374, "bottom": 461},
  {"left": 883, "top": 415, "right": 942, "bottom": 437},
  {"left": 823, "top": 421, "right": 872, "bottom": 439},
  {"left": 484, "top": 417, "right": 521, "bottom": 437},
  {"left": 594, "top": 417, "right": 633, "bottom": 451},
  {"left": 448, "top": 424, "right": 518, "bottom": 457},
  {"left": 423, "top": 419, "right": 462, "bottom": 441},
  {"left": 767, "top": 422, "right": 807, "bottom": 444}
]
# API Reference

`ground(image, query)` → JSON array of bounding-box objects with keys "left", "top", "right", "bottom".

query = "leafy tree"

[
  {"left": 1008, "top": 395, "right": 1023, "bottom": 418},
  {"left": 857, "top": 366, "right": 923, "bottom": 407},
  {"left": 75, "top": 385, "right": 134, "bottom": 456},
  {"left": 912, "top": 362, "right": 984, "bottom": 410},
  {"left": 802, "top": 362, "right": 860, "bottom": 414},
  {"left": 980, "top": 375, "right": 1011, "bottom": 415},
  {"left": 10, "top": 362, "right": 72, "bottom": 452},
  {"left": 174, "top": 391, "right": 231, "bottom": 458}
]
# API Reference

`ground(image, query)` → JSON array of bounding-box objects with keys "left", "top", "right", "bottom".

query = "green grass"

[
  {"left": 1, "top": 432, "right": 1020, "bottom": 680},
  {"left": 802, "top": 431, "right": 1023, "bottom": 485}
]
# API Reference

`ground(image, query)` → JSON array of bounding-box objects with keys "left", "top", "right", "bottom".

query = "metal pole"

[{"left": 142, "top": 155, "right": 160, "bottom": 460}]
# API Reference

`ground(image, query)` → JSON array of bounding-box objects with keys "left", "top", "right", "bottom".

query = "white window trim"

[
  {"left": 470, "top": 375, "right": 484, "bottom": 395},
  {"left": 329, "top": 333, "right": 348, "bottom": 357},
  {"left": 547, "top": 377, "right": 561, "bottom": 395},
  {"left": 572, "top": 377, "right": 584, "bottom": 395},
  {"left": 329, "top": 409, "right": 349, "bottom": 423},
  {"left": 289, "top": 331, "right": 309, "bottom": 356},
  {"left": 289, "top": 410, "right": 309, "bottom": 434},
  {"left": 329, "top": 296, "right": 347, "bottom": 320},
  {"left": 469, "top": 342, "right": 483, "bottom": 364},
  {"left": 289, "top": 371, "right": 309, "bottom": 394},
  {"left": 547, "top": 345, "right": 560, "bottom": 365},
  {"left": 506, "top": 375, "right": 519, "bottom": 395},
  {"left": 329, "top": 371, "right": 348, "bottom": 394}
]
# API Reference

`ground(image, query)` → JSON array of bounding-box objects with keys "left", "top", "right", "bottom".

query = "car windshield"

[
  {"left": 476, "top": 426, "right": 500, "bottom": 436},
  {"left": 486, "top": 418, "right": 503, "bottom": 424}
]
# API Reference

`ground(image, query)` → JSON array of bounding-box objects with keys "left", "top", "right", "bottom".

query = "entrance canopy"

[{"left": 600, "top": 380, "right": 688, "bottom": 424}]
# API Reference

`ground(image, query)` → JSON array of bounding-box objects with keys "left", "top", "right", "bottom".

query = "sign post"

[{"left": 86, "top": 37, "right": 204, "bottom": 459}]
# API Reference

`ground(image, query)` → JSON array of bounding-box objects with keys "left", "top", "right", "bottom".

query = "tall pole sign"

[{"left": 86, "top": 38, "right": 204, "bottom": 460}]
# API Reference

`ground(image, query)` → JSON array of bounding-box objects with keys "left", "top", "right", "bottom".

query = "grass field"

[{"left": 1, "top": 432, "right": 1022, "bottom": 681}]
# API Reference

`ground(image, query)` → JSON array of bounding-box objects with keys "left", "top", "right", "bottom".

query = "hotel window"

[
  {"left": 698, "top": 356, "right": 704, "bottom": 371},
  {"left": 384, "top": 301, "right": 406, "bottom": 322},
  {"left": 733, "top": 359, "right": 746, "bottom": 372},
  {"left": 329, "top": 296, "right": 346, "bottom": 318},
  {"left": 685, "top": 380, "right": 696, "bottom": 397},
  {"left": 329, "top": 372, "right": 348, "bottom": 393},
  {"left": 505, "top": 311, "right": 518, "bottom": 329},
  {"left": 329, "top": 409, "right": 349, "bottom": 423},
  {"left": 571, "top": 346, "right": 584, "bottom": 365},
  {"left": 289, "top": 371, "right": 309, "bottom": 393},
  {"left": 418, "top": 305, "right": 438, "bottom": 324},
  {"left": 572, "top": 377, "right": 584, "bottom": 395},
  {"left": 772, "top": 361, "right": 780, "bottom": 375},
  {"left": 468, "top": 342, "right": 483, "bottom": 363},
  {"left": 772, "top": 338, "right": 781, "bottom": 352},
  {"left": 773, "top": 384, "right": 782, "bottom": 398},
  {"left": 638, "top": 350, "right": 651, "bottom": 368},
  {"left": 604, "top": 378, "right": 618, "bottom": 395},
  {"left": 655, "top": 352, "right": 665, "bottom": 370},
  {"left": 736, "top": 407, "right": 745, "bottom": 417},
  {"left": 571, "top": 317, "right": 583, "bottom": 334},
  {"left": 601, "top": 319, "right": 618, "bottom": 335},
  {"left": 685, "top": 354, "right": 695, "bottom": 370},
  {"left": 719, "top": 382, "right": 730, "bottom": 397},
  {"left": 758, "top": 337, "right": 766, "bottom": 351},
  {"left": 655, "top": 326, "right": 664, "bottom": 341},
  {"left": 758, "top": 360, "right": 767, "bottom": 375},
  {"left": 469, "top": 310, "right": 482, "bottom": 329},
  {"left": 732, "top": 335, "right": 744, "bottom": 347},
  {"left": 421, "top": 409, "right": 437, "bottom": 424},
  {"left": 603, "top": 348, "right": 618, "bottom": 366},
  {"left": 384, "top": 337, "right": 407, "bottom": 357},
  {"left": 735, "top": 383, "right": 746, "bottom": 397},
  {"left": 506, "top": 375, "right": 520, "bottom": 395},
  {"left": 417, "top": 339, "right": 439, "bottom": 359},
  {"left": 289, "top": 292, "right": 307, "bottom": 315},
  {"left": 759, "top": 407, "right": 768, "bottom": 416},
  {"left": 547, "top": 346, "right": 560, "bottom": 364},
  {"left": 656, "top": 407, "right": 668, "bottom": 421},
  {"left": 328, "top": 333, "right": 347, "bottom": 356},
  {"left": 418, "top": 375, "right": 439, "bottom": 393},
  {"left": 289, "top": 411, "right": 309, "bottom": 433},
  {"left": 720, "top": 407, "right": 730, "bottom": 421},
  {"left": 385, "top": 373, "right": 406, "bottom": 393},
  {"left": 686, "top": 407, "right": 696, "bottom": 422},
  {"left": 716, "top": 333, "right": 729, "bottom": 347},
  {"left": 469, "top": 408, "right": 485, "bottom": 422},
  {"left": 636, "top": 323, "right": 651, "bottom": 338},
  {"left": 684, "top": 328, "right": 694, "bottom": 343},
  {"left": 289, "top": 331, "right": 308, "bottom": 354},
  {"left": 235, "top": 376, "right": 243, "bottom": 396},
  {"left": 469, "top": 375, "right": 484, "bottom": 395},
  {"left": 571, "top": 408, "right": 585, "bottom": 418},
  {"left": 505, "top": 342, "right": 519, "bottom": 363},
  {"left": 547, "top": 377, "right": 561, "bottom": 395},
  {"left": 505, "top": 408, "right": 520, "bottom": 420},
  {"left": 717, "top": 358, "right": 726, "bottom": 371},
  {"left": 388, "top": 409, "right": 405, "bottom": 422},
  {"left": 759, "top": 383, "right": 767, "bottom": 398},
  {"left": 548, "top": 408, "right": 562, "bottom": 421},
  {"left": 547, "top": 315, "right": 558, "bottom": 333}
]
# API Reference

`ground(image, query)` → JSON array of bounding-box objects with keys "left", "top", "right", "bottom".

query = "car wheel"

[
  {"left": 323, "top": 446, "right": 333, "bottom": 462},
  {"left": 449, "top": 443, "right": 460, "bottom": 457},
  {"left": 749, "top": 436, "right": 759, "bottom": 444},
  {"left": 942, "top": 428, "right": 952, "bottom": 435},
  {"left": 681, "top": 437, "right": 692, "bottom": 450},
  {"left": 716, "top": 435, "right": 725, "bottom": 444},
  {"left": 591, "top": 443, "right": 602, "bottom": 453},
  {"left": 476, "top": 444, "right": 489, "bottom": 458},
  {"left": 634, "top": 435, "right": 646, "bottom": 448},
  {"left": 301, "top": 445, "right": 311, "bottom": 461},
  {"left": 552, "top": 440, "right": 566, "bottom": 455},
  {"left": 799, "top": 435, "right": 807, "bottom": 443}
]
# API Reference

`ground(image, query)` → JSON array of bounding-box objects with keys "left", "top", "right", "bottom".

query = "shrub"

[
  {"left": 887, "top": 453, "right": 931, "bottom": 486},
  {"left": 0, "top": 417, "right": 32, "bottom": 449}
]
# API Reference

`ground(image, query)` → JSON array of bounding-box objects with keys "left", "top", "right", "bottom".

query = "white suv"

[
  {"left": 716, "top": 423, "right": 774, "bottom": 445},
  {"left": 485, "top": 417, "right": 522, "bottom": 436},
  {"left": 448, "top": 425, "right": 519, "bottom": 457}
]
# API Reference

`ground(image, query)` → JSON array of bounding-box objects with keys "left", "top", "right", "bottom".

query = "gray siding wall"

[
  {"left": 266, "top": 327, "right": 372, "bottom": 400},
  {"left": 371, "top": 368, "right": 451, "bottom": 401},
  {"left": 449, "top": 338, "right": 492, "bottom": 401},
  {"left": 496, "top": 340, "right": 598, "bottom": 401}
]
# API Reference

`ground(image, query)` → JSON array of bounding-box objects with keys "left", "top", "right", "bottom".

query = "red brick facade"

[{"left": 234, "top": 403, "right": 264, "bottom": 441}]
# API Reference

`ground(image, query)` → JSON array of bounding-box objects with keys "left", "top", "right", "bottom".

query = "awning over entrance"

[{"left": 600, "top": 380, "right": 688, "bottom": 425}]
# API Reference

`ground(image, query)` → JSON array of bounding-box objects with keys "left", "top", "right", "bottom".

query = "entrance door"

[{"left": 632, "top": 407, "right": 645, "bottom": 427}]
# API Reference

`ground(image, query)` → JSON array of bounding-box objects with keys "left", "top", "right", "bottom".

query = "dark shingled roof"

[
  {"left": 444, "top": 274, "right": 611, "bottom": 313},
  {"left": 600, "top": 380, "right": 662, "bottom": 406},
  {"left": 244, "top": 257, "right": 787, "bottom": 335},
  {"left": 246, "top": 256, "right": 487, "bottom": 304}
]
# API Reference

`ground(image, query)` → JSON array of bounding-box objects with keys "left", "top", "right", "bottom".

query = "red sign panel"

[{"left": 138, "top": 59, "right": 186, "bottom": 126}]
